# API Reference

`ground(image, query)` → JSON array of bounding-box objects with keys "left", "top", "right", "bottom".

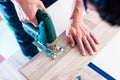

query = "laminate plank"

[
  {"left": 78, "top": 66, "right": 106, "bottom": 80},
  {"left": 19, "top": 11, "right": 120, "bottom": 80}
]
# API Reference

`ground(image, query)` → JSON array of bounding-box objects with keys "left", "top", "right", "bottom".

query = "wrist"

[{"left": 70, "top": 18, "right": 82, "bottom": 26}]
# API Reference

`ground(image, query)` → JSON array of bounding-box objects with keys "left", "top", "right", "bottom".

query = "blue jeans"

[
  {"left": 0, "top": 1, "right": 39, "bottom": 57},
  {"left": 41, "top": 0, "right": 57, "bottom": 8}
]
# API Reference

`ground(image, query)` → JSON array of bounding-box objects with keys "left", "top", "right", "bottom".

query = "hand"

[
  {"left": 11, "top": 0, "right": 47, "bottom": 27},
  {"left": 66, "top": 20, "right": 99, "bottom": 56}
]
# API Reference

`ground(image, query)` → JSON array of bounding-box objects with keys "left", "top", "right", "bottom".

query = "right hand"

[{"left": 12, "top": 0, "right": 47, "bottom": 27}]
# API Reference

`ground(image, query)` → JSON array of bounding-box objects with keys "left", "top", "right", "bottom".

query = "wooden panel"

[
  {"left": 78, "top": 66, "right": 106, "bottom": 80},
  {"left": 19, "top": 11, "right": 120, "bottom": 80}
]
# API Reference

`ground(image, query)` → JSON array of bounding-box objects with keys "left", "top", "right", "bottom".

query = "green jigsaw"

[{"left": 22, "top": 9, "right": 64, "bottom": 59}]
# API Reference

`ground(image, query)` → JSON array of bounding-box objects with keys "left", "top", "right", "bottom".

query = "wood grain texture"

[
  {"left": 19, "top": 10, "right": 120, "bottom": 80},
  {"left": 78, "top": 66, "right": 106, "bottom": 80}
]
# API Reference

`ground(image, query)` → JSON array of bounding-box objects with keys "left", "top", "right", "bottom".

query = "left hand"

[{"left": 66, "top": 20, "right": 99, "bottom": 56}]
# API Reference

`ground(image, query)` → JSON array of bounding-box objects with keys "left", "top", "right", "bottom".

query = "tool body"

[{"left": 22, "top": 9, "right": 63, "bottom": 59}]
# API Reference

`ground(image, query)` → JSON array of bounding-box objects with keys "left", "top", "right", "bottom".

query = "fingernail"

[
  {"left": 71, "top": 43, "right": 75, "bottom": 48},
  {"left": 95, "top": 48, "right": 97, "bottom": 52},
  {"left": 90, "top": 52, "right": 94, "bottom": 55},
  {"left": 97, "top": 40, "right": 100, "bottom": 44},
  {"left": 94, "top": 47, "right": 98, "bottom": 52},
  {"left": 82, "top": 53, "right": 86, "bottom": 56}
]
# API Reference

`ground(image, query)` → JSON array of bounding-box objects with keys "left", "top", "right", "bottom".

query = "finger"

[
  {"left": 21, "top": 16, "right": 30, "bottom": 22},
  {"left": 90, "top": 32, "right": 99, "bottom": 44},
  {"left": 31, "top": 17, "right": 38, "bottom": 27},
  {"left": 82, "top": 36, "right": 93, "bottom": 55},
  {"left": 68, "top": 33, "right": 75, "bottom": 47},
  {"left": 76, "top": 37, "right": 86, "bottom": 56},
  {"left": 66, "top": 28, "right": 76, "bottom": 47},
  {"left": 87, "top": 34, "right": 97, "bottom": 52}
]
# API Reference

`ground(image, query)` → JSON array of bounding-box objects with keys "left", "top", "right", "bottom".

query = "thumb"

[
  {"left": 31, "top": 1, "right": 45, "bottom": 27},
  {"left": 31, "top": 1, "right": 47, "bottom": 27},
  {"left": 38, "top": 1, "right": 47, "bottom": 12},
  {"left": 31, "top": 17, "right": 38, "bottom": 27},
  {"left": 66, "top": 28, "right": 75, "bottom": 47}
]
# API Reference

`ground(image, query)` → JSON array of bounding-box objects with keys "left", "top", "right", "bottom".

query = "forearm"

[
  {"left": 11, "top": 0, "right": 28, "bottom": 6},
  {"left": 11, "top": 0, "right": 32, "bottom": 14},
  {"left": 11, "top": 0, "right": 24, "bottom": 7},
  {"left": 71, "top": 0, "right": 84, "bottom": 22}
]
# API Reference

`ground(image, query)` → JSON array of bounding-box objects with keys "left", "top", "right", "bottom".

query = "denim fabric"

[
  {"left": 0, "top": 1, "right": 39, "bottom": 57},
  {"left": 0, "top": 0, "right": 10, "bottom": 2},
  {"left": 41, "top": 0, "right": 57, "bottom": 8}
]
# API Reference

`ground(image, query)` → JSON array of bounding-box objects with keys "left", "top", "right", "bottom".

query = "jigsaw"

[{"left": 22, "top": 9, "right": 64, "bottom": 59}]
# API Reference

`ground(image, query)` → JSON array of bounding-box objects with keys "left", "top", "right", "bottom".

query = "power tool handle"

[{"left": 36, "top": 9, "right": 57, "bottom": 43}]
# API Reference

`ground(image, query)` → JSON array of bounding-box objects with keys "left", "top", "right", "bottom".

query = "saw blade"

[{"left": 33, "top": 40, "right": 57, "bottom": 59}]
